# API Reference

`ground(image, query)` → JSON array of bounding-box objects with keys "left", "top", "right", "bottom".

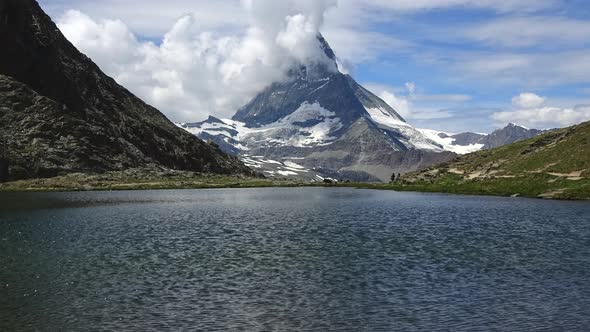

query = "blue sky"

[
  {"left": 40, "top": 0, "right": 590, "bottom": 133},
  {"left": 336, "top": 0, "right": 590, "bottom": 132}
]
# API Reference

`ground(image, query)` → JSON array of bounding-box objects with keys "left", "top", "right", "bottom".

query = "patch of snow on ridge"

[
  {"left": 309, "top": 79, "right": 331, "bottom": 95},
  {"left": 177, "top": 119, "right": 252, "bottom": 151},
  {"left": 263, "top": 102, "right": 343, "bottom": 147},
  {"left": 239, "top": 155, "right": 314, "bottom": 179},
  {"left": 279, "top": 102, "right": 335, "bottom": 124},
  {"left": 283, "top": 161, "right": 306, "bottom": 169},
  {"left": 180, "top": 102, "right": 343, "bottom": 150},
  {"left": 365, "top": 107, "right": 411, "bottom": 129},
  {"left": 419, "top": 129, "right": 484, "bottom": 155},
  {"left": 364, "top": 106, "right": 443, "bottom": 151},
  {"left": 291, "top": 102, "right": 341, "bottom": 144},
  {"left": 508, "top": 122, "right": 530, "bottom": 130},
  {"left": 278, "top": 170, "right": 298, "bottom": 176}
]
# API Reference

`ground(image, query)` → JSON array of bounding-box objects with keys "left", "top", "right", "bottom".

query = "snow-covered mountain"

[
  {"left": 418, "top": 129, "right": 485, "bottom": 154},
  {"left": 180, "top": 35, "right": 457, "bottom": 182},
  {"left": 179, "top": 33, "right": 549, "bottom": 183},
  {"left": 418, "top": 123, "right": 549, "bottom": 154}
]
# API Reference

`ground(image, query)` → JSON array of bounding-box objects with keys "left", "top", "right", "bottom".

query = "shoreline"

[
  {"left": 1, "top": 174, "right": 589, "bottom": 202},
  {"left": 373, "top": 179, "right": 590, "bottom": 201}
]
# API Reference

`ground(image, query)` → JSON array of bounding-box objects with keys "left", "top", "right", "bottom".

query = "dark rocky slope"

[
  {"left": 0, "top": 0, "right": 252, "bottom": 181},
  {"left": 479, "top": 123, "right": 548, "bottom": 149}
]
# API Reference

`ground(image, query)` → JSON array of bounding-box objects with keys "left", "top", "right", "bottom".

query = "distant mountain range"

[
  {"left": 0, "top": 0, "right": 251, "bottom": 181},
  {"left": 178, "top": 35, "right": 548, "bottom": 182},
  {"left": 180, "top": 35, "right": 457, "bottom": 182},
  {"left": 419, "top": 123, "right": 549, "bottom": 154},
  {"left": 183, "top": 115, "right": 548, "bottom": 182}
]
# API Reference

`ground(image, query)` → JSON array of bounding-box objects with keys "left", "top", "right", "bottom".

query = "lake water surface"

[{"left": 1, "top": 188, "right": 590, "bottom": 331}]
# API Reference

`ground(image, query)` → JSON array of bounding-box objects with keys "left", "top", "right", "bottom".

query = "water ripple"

[{"left": 1, "top": 188, "right": 589, "bottom": 331}]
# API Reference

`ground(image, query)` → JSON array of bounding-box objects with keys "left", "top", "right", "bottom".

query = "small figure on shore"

[{"left": 390, "top": 172, "right": 402, "bottom": 183}]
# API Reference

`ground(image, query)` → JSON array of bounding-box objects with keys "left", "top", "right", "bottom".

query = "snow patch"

[
  {"left": 365, "top": 107, "right": 411, "bottom": 129},
  {"left": 364, "top": 107, "right": 443, "bottom": 151},
  {"left": 255, "top": 102, "right": 343, "bottom": 147},
  {"left": 418, "top": 128, "right": 484, "bottom": 154},
  {"left": 283, "top": 161, "right": 305, "bottom": 169},
  {"left": 239, "top": 155, "right": 313, "bottom": 178},
  {"left": 508, "top": 122, "right": 530, "bottom": 130},
  {"left": 181, "top": 102, "right": 343, "bottom": 150},
  {"left": 277, "top": 170, "right": 298, "bottom": 176},
  {"left": 309, "top": 79, "right": 330, "bottom": 95}
]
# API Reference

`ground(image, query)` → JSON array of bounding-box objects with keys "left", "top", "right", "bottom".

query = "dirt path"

[
  {"left": 539, "top": 189, "right": 566, "bottom": 199},
  {"left": 448, "top": 168, "right": 463, "bottom": 175},
  {"left": 547, "top": 170, "right": 585, "bottom": 181}
]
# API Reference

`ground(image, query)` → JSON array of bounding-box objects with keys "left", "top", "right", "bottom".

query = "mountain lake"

[{"left": 1, "top": 188, "right": 590, "bottom": 331}]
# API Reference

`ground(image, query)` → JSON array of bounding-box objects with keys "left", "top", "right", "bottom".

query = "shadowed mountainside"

[{"left": 0, "top": 0, "right": 252, "bottom": 181}]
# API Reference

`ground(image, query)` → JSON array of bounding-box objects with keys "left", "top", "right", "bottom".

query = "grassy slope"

[{"left": 382, "top": 121, "right": 590, "bottom": 200}]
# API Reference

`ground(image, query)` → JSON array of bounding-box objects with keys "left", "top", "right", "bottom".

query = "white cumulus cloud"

[
  {"left": 56, "top": 0, "right": 337, "bottom": 122},
  {"left": 379, "top": 91, "right": 412, "bottom": 119},
  {"left": 492, "top": 105, "right": 590, "bottom": 129},
  {"left": 365, "top": 82, "right": 471, "bottom": 122},
  {"left": 365, "top": 82, "right": 416, "bottom": 119},
  {"left": 493, "top": 93, "right": 590, "bottom": 128},
  {"left": 511, "top": 92, "right": 546, "bottom": 109}
]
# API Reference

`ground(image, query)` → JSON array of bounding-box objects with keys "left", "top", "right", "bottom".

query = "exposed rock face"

[
  {"left": 442, "top": 132, "right": 486, "bottom": 147},
  {"left": 180, "top": 35, "right": 456, "bottom": 182},
  {"left": 182, "top": 116, "right": 243, "bottom": 156},
  {"left": 0, "top": 0, "right": 252, "bottom": 180},
  {"left": 479, "top": 123, "right": 547, "bottom": 149}
]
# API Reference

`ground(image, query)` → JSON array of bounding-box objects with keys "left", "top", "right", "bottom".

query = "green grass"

[
  {"left": 379, "top": 174, "right": 590, "bottom": 200},
  {"left": 382, "top": 121, "right": 590, "bottom": 200},
  {"left": 440, "top": 121, "right": 590, "bottom": 176}
]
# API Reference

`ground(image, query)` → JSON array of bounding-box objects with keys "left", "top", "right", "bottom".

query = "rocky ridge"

[{"left": 0, "top": 0, "right": 252, "bottom": 181}]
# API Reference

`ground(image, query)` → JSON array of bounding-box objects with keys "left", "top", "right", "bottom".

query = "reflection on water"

[{"left": 1, "top": 188, "right": 590, "bottom": 331}]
